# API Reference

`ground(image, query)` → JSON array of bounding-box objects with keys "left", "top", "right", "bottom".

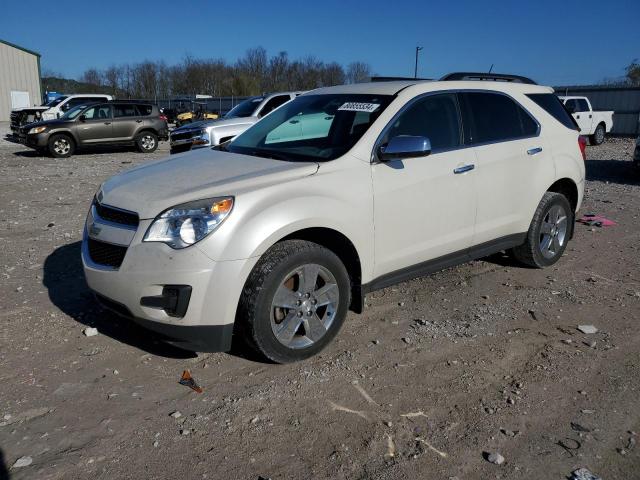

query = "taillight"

[
  {"left": 578, "top": 136, "right": 587, "bottom": 161},
  {"left": 159, "top": 114, "right": 168, "bottom": 122}
]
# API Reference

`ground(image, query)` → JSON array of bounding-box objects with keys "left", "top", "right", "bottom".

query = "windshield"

[
  {"left": 226, "top": 94, "right": 393, "bottom": 162},
  {"left": 45, "top": 96, "right": 68, "bottom": 107},
  {"left": 224, "top": 96, "right": 263, "bottom": 119},
  {"left": 61, "top": 104, "right": 89, "bottom": 120}
]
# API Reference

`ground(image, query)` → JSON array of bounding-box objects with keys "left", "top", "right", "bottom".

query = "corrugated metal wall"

[
  {"left": 554, "top": 85, "right": 640, "bottom": 136},
  {"left": 0, "top": 42, "right": 41, "bottom": 122}
]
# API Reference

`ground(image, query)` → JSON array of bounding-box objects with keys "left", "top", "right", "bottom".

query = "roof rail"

[
  {"left": 440, "top": 72, "right": 537, "bottom": 85},
  {"left": 370, "top": 76, "right": 432, "bottom": 82}
]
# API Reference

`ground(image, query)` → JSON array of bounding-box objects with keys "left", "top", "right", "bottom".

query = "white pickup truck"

[{"left": 558, "top": 96, "right": 613, "bottom": 145}]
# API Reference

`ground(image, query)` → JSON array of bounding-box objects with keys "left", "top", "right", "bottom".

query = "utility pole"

[{"left": 414, "top": 46, "right": 423, "bottom": 79}]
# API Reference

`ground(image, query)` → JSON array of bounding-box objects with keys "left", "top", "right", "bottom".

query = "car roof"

[{"left": 306, "top": 80, "right": 553, "bottom": 96}]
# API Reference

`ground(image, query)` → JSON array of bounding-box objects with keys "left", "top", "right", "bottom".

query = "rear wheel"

[
  {"left": 48, "top": 134, "right": 75, "bottom": 158},
  {"left": 511, "top": 192, "right": 572, "bottom": 268},
  {"left": 590, "top": 123, "right": 605, "bottom": 145},
  {"left": 237, "top": 240, "right": 350, "bottom": 363},
  {"left": 136, "top": 131, "right": 158, "bottom": 153}
]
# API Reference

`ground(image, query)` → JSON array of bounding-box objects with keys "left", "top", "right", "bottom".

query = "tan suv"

[
  {"left": 21, "top": 101, "right": 169, "bottom": 158},
  {"left": 83, "top": 73, "right": 585, "bottom": 363}
]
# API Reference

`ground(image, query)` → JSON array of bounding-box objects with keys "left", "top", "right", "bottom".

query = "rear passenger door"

[
  {"left": 459, "top": 91, "right": 554, "bottom": 246},
  {"left": 112, "top": 104, "right": 141, "bottom": 140}
]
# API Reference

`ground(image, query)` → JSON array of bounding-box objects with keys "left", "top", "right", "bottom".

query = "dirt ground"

[{"left": 0, "top": 123, "right": 639, "bottom": 480}]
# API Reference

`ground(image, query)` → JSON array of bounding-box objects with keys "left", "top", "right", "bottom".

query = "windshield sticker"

[{"left": 338, "top": 102, "right": 380, "bottom": 113}]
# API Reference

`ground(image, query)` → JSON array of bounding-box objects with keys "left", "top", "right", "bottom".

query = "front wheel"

[
  {"left": 136, "top": 132, "right": 158, "bottom": 153},
  {"left": 511, "top": 192, "right": 573, "bottom": 268},
  {"left": 237, "top": 240, "right": 351, "bottom": 363},
  {"left": 590, "top": 123, "right": 605, "bottom": 145},
  {"left": 48, "top": 134, "right": 75, "bottom": 158}
]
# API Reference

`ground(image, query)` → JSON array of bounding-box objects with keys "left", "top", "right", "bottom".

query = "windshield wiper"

[{"left": 249, "top": 149, "right": 291, "bottom": 161}]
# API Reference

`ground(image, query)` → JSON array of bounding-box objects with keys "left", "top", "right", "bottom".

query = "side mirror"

[
  {"left": 379, "top": 135, "right": 431, "bottom": 161},
  {"left": 79, "top": 114, "right": 87, "bottom": 122}
]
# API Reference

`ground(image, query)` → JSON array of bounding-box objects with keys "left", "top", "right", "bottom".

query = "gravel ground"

[{"left": 0, "top": 124, "right": 639, "bottom": 480}]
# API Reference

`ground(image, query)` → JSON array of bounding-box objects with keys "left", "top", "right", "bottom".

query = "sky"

[{"left": 1, "top": 0, "right": 639, "bottom": 86}]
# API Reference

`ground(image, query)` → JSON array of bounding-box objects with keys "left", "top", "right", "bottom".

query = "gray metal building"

[{"left": 0, "top": 39, "right": 41, "bottom": 122}]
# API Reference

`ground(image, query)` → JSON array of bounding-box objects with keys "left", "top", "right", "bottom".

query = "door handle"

[
  {"left": 136, "top": 119, "right": 143, "bottom": 123},
  {"left": 453, "top": 164, "right": 475, "bottom": 174},
  {"left": 576, "top": 115, "right": 580, "bottom": 119},
  {"left": 527, "top": 147, "right": 543, "bottom": 155},
  {"left": 588, "top": 114, "right": 592, "bottom": 119},
  {"left": 289, "top": 120, "right": 299, "bottom": 124},
  {"left": 104, "top": 122, "right": 111, "bottom": 125}
]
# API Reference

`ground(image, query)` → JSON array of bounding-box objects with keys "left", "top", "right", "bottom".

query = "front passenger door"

[
  {"left": 75, "top": 104, "right": 113, "bottom": 144},
  {"left": 371, "top": 93, "right": 477, "bottom": 278}
]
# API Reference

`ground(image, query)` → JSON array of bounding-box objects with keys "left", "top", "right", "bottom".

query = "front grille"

[
  {"left": 88, "top": 238, "right": 128, "bottom": 268},
  {"left": 94, "top": 202, "right": 139, "bottom": 227},
  {"left": 171, "top": 130, "right": 198, "bottom": 141}
]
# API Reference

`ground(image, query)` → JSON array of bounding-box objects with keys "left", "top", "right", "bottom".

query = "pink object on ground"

[{"left": 577, "top": 215, "right": 617, "bottom": 227}]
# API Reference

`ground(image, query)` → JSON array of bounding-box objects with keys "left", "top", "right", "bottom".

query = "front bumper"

[
  {"left": 25, "top": 133, "right": 49, "bottom": 148},
  {"left": 81, "top": 207, "right": 257, "bottom": 352}
]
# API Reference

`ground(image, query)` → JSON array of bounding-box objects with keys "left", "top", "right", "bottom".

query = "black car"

[{"left": 20, "top": 101, "right": 169, "bottom": 158}]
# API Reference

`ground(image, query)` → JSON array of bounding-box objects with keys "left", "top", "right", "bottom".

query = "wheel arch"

[
  {"left": 279, "top": 227, "right": 364, "bottom": 313},
  {"left": 546, "top": 177, "right": 579, "bottom": 238}
]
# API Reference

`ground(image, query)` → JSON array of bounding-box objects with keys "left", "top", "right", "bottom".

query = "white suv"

[{"left": 83, "top": 72, "right": 585, "bottom": 363}]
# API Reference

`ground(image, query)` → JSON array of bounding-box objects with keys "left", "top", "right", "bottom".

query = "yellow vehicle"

[{"left": 175, "top": 102, "right": 219, "bottom": 127}]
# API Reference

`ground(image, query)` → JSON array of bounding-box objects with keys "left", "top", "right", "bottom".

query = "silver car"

[{"left": 169, "top": 91, "right": 303, "bottom": 154}]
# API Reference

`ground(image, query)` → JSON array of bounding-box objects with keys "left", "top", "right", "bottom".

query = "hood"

[
  {"left": 20, "top": 119, "right": 69, "bottom": 132},
  {"left": 99, "top": 148, "right": 319, "bottom": 219},
  {"left": 12, "top": 106, "right": 49, "bottom": 113},
  {"left": 172, "top": 120, "right": 216, "bottom": 132},
  {"left": 204, "top": 116, "right": 259, "bottom": 130}
]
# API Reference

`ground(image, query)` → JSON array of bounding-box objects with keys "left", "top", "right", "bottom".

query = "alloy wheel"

[
  {"left": 539, "top": 204, "right": 568, "bottom": 259},
  {"left": 270, "top": 263, "right": 339, "bottom": 349},
  {"left": 53, "top": 138, "right": 70, "bottom": 155},
  {"left": 141, "top": 135, "right": 156, "bottom": 150}
]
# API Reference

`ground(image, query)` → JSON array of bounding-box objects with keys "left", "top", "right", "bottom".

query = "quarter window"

[
  {"left": 460, "top": 92, "right": 538, "bottom": 144},
  {"left": 527, "top": 94, "right": 578, "bottom": 131},
  {"left": 382, "top": 93, "right": 461, "bottom": 151}
]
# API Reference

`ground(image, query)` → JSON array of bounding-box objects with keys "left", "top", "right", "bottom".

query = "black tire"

[
  {"left": 48, "top": 134, "right": 75, "bottom": 158},
  {"left": 136, "top": 131, "right": 158, "bottom": 153},
  {"left": 237, "top": 240, "right": 351, "bottom": 363},
  {"left": 589, "top": 123, "right": 605, "bottom": 146},
  {"left": 511, "top": 192, "right": 573, "bottom": 268}
]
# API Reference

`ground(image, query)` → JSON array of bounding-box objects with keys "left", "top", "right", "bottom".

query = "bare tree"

[{"left": 346, "top": 62, "right": 372, "bottom": 84}]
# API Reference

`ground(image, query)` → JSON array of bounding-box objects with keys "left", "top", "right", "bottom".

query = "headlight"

[
  {"left": 143, "top": 197, "right": 233, "bottom": 249},
  {"left": 28, "top": 126, "right": 47, "bottom": 134},
  {"left": 192, "top": 130, "right": 210, "bottom": 145}
]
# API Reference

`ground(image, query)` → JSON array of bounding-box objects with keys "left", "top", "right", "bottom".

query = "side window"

[
  {"left": 383, "top": 93, "right": 461, "bottom": 151},
  {"left": 259, "top": 95, "right": 291, "bottom": 117},
  {"left": 114, "top": 104, "right": 138, "bottom": 118},
  {"left": 136, "top": 104, "right": 153, "bottom": 116},
  {"left": 461, "top": 92, "right": 538, "bottom": 144},
  {"left": 576, "top": 99, "right": 590, "bottom": 112},
  {"left": 62, "top": 98, "right": 89, "bottom": 111},
  {"left": 82, "top": 105, "right": 112, "bottom": 120}
]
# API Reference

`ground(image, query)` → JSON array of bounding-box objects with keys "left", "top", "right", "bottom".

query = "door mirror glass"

[
  {"left": 379, "top": 136, "right": 431, "bottom": 161},
  {"left": 79, "top": 114, "right": 87, "bottom": 122}
]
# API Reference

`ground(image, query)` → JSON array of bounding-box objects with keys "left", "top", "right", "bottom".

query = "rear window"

[
  {"left": 527, "top": 94, "right": 579, "bottom": 131},
  {"left": 460, "top": 92, "right": 538, "bottom": 144},
  {"left": 136, "top": 104, "right": 153, "bottom": 116}
]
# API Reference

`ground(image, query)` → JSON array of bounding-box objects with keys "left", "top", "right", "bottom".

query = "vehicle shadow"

[
  {"left": 12, "top": 144, "right": 144, "bottom": 158},
  {"left": 43, "top": 242, "right": 196, "bottom": 359},
  {"left": 585, "top": 159, "right": 639, "bottom": 186},
  {"left": 0, "top": 448, "right": 9, "bottom": 480}
]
